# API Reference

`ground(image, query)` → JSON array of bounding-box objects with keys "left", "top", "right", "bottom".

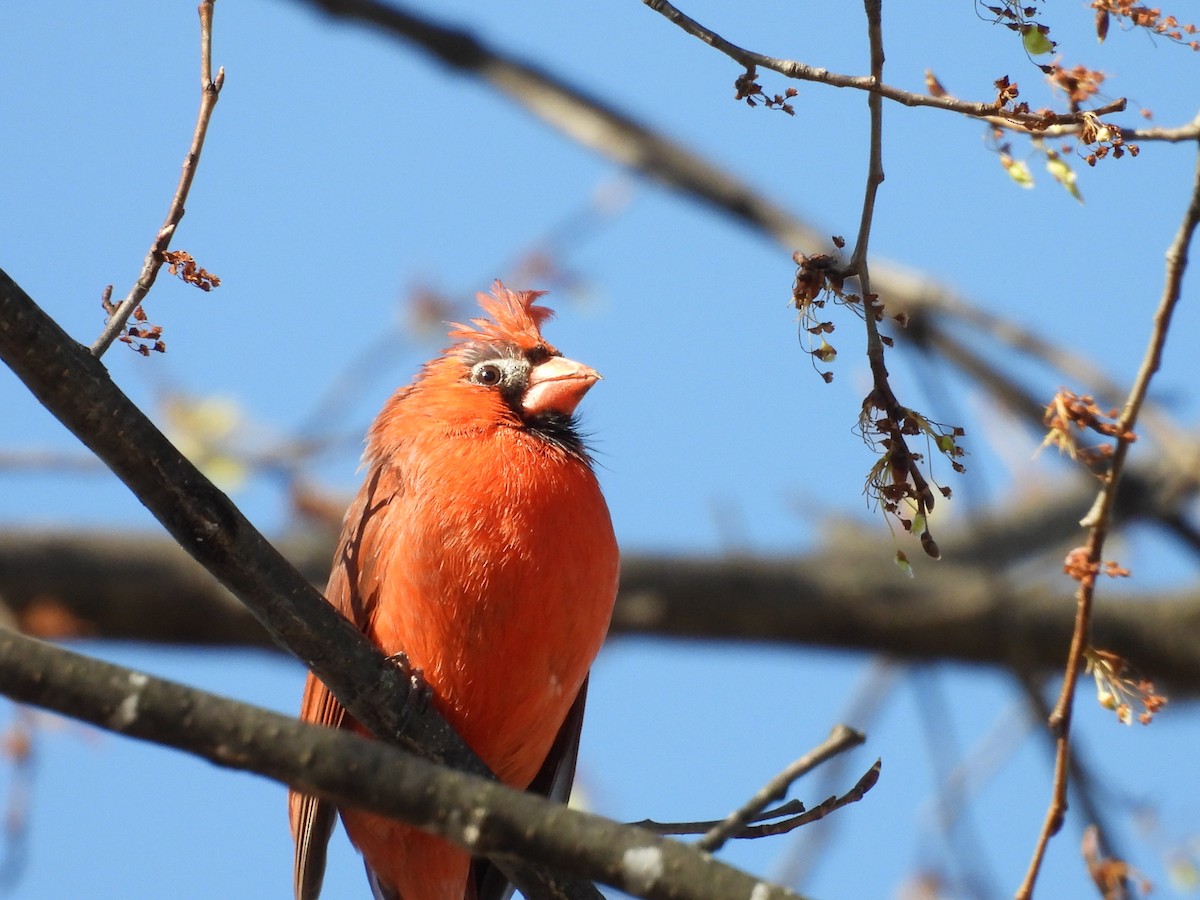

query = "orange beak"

[{"left": 522, "top": 356, "right": 601, "bottom": 417}]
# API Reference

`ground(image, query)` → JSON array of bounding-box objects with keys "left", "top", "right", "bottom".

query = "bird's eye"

[{"left": 473, "top": 363, "right": 503, "bottom": 386}]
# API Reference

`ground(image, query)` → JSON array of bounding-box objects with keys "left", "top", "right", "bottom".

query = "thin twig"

[
  {"left": 1015, "top": 673, "right": 1128, "bottom": 875},
  {"left": 642, "top": 0, "right": 1126, "bottom": 131},
  {"left": 649, "top": 760, "right": 880, "bottom": 845},
  {"left": 766, "top": 760, "right": 880, "bottom": 833},
  {"left": 1016, "top": 138, "right": 1200, "bottom": 900},
  {"left": 847, "top": 0, "right": 891, "bottom": 459},
  {"left": 696, "top": 724, "right": 866, "bottom": 854},
  {"left": 630, "top": 800, "right": 806, "bottom": 837},
  {"left": 1116, "top": 110, "right": 1200, "bottom": 144},
  {"left": 92, "top": 1, "right": 225, "bottom": 357}
]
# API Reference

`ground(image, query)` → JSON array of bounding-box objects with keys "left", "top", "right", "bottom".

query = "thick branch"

[
  {"left": 0, "top": 626, "right": 810, "bottom": 900},
  {"left": 5, "top": 515, "right": 1200, "bottom": 694}
]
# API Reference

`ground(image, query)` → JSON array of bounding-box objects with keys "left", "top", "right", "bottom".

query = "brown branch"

[
  {"left": 650, "top": 760, "right": 881, "bottom": 845},
  {"left": 773, "top": 662, "right": 899, "bottom": 888},
  {"left": 297, "top": 0, "right": 826, "bottom": 253},
  {"left": 630, "top": 800, "right": 806, "bottom": 837},
  {"left": 7, "top": 494, "right": 1200, "bottom": 694},
  {"left": 696, "top": 724, "right": 865, "bottom": 853},
  {"left": 1115, "top": 110, "right": 1200, "bottom": 143},
  {"left": 0, "top": 268, "right": 597, "bottom": 900},
  {"left": 1015, "top": 674, "right": 1129, "bottom": 877},
  {"left": 91, "top": 1, "right": 225, "bottom": 357},
  {"left": 0, "top": 626, "right": 813, "bottom": 900},
  {"left": 642, "top": 0, "right": 1126, "bottom": 130},
  {"left": 1017, "top": 132, "right": 1200, "bottom": 900},
  {"left": 767, "top": 760, "right": 880, "bottom": 833}
]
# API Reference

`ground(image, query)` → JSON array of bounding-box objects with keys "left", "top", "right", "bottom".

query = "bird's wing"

[
  {"left": 290, "top": 466, "right": 401, "bottom": 900},
  {"left": 471, "top": 677, "right": 591, "bottom": 900},
  {"left": 290, "top": 672, "right": 345, "bottom": 900}
]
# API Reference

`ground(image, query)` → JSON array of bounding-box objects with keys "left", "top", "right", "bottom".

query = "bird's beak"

[{"left": 522, "top": 356, "right": 602, "bottom": 417}]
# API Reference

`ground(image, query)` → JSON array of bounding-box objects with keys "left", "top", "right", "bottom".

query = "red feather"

[{"left": 289, "top": 282, "right": 619, "bottom": 900}]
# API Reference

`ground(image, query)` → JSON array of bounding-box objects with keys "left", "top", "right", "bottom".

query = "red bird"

[{"left": 289, "top": 283, "right": 620, "bottom": 900}]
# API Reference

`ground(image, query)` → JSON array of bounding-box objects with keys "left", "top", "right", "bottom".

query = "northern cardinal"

[{"left": 289, "top": 282, "right": 619, "bottom": 900}]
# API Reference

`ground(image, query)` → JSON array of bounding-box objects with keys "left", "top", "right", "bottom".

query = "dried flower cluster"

[
  {"left": 1040, "top": 389, "right": 1134, "bottom": 466},
  {"left": 1077, "top": 113, "right": 1139, "bottom": 166},
  {"left": 792, "top": 246, "right": 964, "bottom": 566},
  {"left": 733, "top": 68, "right": 798, "bottom": 116},
  {"left": 792, "top": 251, "right": 845, "bottom": 383},
  {"left": 1083, "top": 647, "right": 1167, "bottom": 726},
  {"left": 1047, "top": 63, "right": 1104, "bottom": 109},
  {"left": 1082, "top": 826, "right": 1152, "bottom": 899},
  {"left": 1062, "top": 546, "right": 1130, "bottom": 589},
  {"left": 101, "top": 287, "right": 166, "bottom": 356},
  {"left": 860, "top": 398, "right": 964, "bottom": 564},
  {"left": 160, "top": 249, "right": 221, "bottom": 292},
  {"left": 792, "top": 245, "right": 909, "bottom": 381},
  {"left": 1092, "top": 0, "right": 1200, "bottom": 49}
]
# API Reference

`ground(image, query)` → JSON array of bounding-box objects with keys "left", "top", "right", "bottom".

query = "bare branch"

[
  {"left": 7, "top": 492, "right": 1200, "bottom": 695},
  {"left": 630, "top": 800, "right": 807, "bottom": 837},
  {"left": 644, "top": 761, "right": 881, "bottom": 844},
  {"left": 1121, "top": 110, "right": 1200, "bottom": 143},
  {"left": 293, "top": 0, "right": 825, "bottom": 252},
  {"left": 0, "top": 626, "right": 813, "bottom": 900},
  {"left": 92, "top": 1, "right": 225, "bottom": 357},
  {"left": 768, "top": 760, "right": 881, "bottom": 833},
  {"left": 641, "top": 0, "right": 1126, "bottom": 130},
  {"left": 697, "top": 724, "right": 865, "bottom": 853}
]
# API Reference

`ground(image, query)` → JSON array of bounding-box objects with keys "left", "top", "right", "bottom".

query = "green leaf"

[
  {"left": 1046, "top": 154, "right": 1083, "bottom": 203},
  {"left": 1001, "top": 155, "right": 1035, "bottom": 189},
  {"left": 1023, "top": 27, "right": 1054, "bottom": 55}
]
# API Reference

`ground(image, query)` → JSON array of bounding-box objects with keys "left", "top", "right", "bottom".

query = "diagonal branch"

[
  {"left": 296, "top": 0, "right": 826, "bottom": 252},
  {"left": 697, "top": 724, "right": 865, "bottom": 853},
  {"left": 92, "top": 1, "right": 225, "bottom": 357},
  {"left": 0, "top": 626, "right": 813, "bottom": 900}
]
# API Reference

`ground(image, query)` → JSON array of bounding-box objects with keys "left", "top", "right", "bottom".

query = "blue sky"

[{"left": 2, "top": 2, "right": 1200, "bottom": 898}]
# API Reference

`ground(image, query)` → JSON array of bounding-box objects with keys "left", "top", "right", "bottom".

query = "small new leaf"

[
  {"left": 1022, "top": 26, "right": 1055, "bottom": 55},
  {"left": 1001, "top": 154, "right": 1035, "bottom": 188},
  {"left": 1046, "top": 153, "right": 1083, "bottom": 202}
]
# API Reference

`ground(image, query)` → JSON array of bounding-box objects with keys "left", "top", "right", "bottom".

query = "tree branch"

[
  {"left": 696, "top": 724, "right": 865, "bottom": 853},
  {"left": 641, "top": 0, "right": 1126, "bottom": 130},
  {"left": 292, "top": 0, "right": 827, "bottom": 253},
  {"left": 92, "top": 1, "right": 225, "bottom": 357},
  {"left": 0, "top": 625, "right": 812, "bottom": 900},
  {"left": 6, "top": 508, "right": 1200, "bottom": 694}
]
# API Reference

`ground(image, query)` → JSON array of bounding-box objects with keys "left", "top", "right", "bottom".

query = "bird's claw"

[{"left": 386, "top": 651, "right": 432, "bottom": 715}]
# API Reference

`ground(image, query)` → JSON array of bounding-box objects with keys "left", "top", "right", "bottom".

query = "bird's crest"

[{"left": 449, "top": 281, "right": 555, "bottom": 351}]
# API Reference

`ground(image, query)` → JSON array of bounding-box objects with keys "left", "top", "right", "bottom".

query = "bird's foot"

[{"left": 386, "top": 650, "right": 432, "bottom": 716}]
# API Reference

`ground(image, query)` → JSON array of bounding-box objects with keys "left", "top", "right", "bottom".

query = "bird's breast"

[{"left": 365, "top": 426, "right": 619, "bottom": 787}]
